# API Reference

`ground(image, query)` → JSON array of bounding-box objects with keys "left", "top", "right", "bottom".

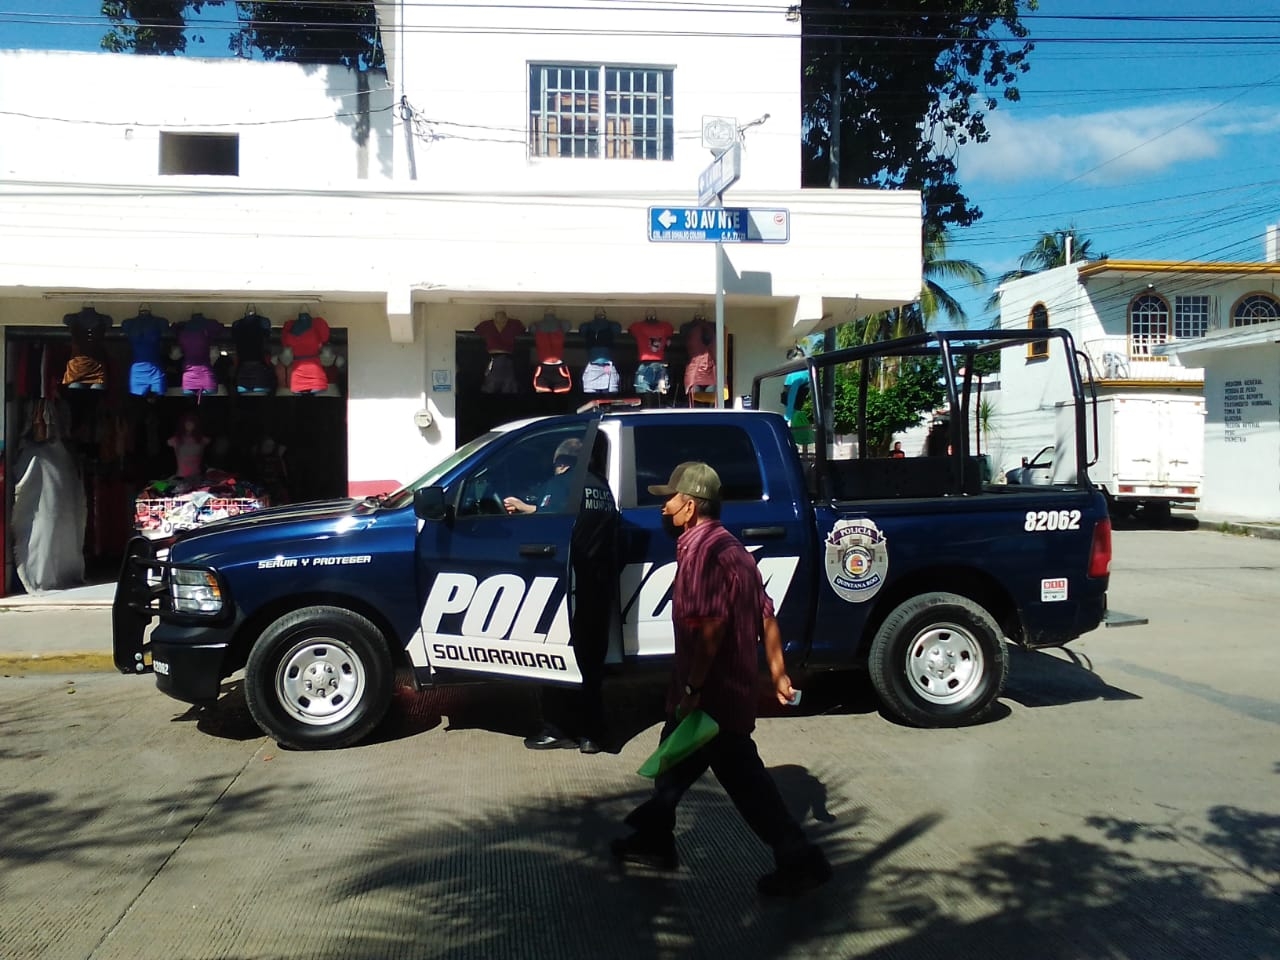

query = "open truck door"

[{"left": 413, "top": 419, "right": 621, "bottom": 684}]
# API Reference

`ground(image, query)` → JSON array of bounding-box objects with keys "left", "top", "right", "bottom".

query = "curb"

[
  {"left": 0, "top": 653, "right": 118, "bottom": 675},
  {"left": 1205, "top": 520, "right": 1280, "bottom": 541}
]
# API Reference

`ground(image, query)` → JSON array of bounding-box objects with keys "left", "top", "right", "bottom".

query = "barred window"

[
  {"left": 1231, "top": 293, "right": 1280, "bottom": 327},
  {"left": 1173, "top": 295, "right": 1210, "bottom": 340},
  {"left": 529, "top": 63, "right": 673, "bottom": 160},
  {"left": 1128, "top": 293, "right": 1169, "bottom": 358}
]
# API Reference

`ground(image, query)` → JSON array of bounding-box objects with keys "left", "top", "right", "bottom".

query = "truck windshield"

[{"left": 378, "top": 431, "right": 503, "bottom": 509}]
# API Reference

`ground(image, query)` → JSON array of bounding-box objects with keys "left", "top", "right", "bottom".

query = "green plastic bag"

[{"left": 637, "top": 709, "right": 720, "bottom": 778}]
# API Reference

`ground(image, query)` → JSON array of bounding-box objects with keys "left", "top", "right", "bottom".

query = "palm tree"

[
  {"left": 853, "top": 224, "right": 987, "bottom": 346},
  {"left": 986, "top": 226, "right": 1099, "bottom": 311}
]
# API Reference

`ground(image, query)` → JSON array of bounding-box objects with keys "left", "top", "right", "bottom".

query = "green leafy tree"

[
  {"left": 101, "top": 0, "right": 384, "bottom": 69},
  {"left": 825, "top": 356, "right": 946, "bottom": 453},
  {"left": 801, "top": 0, "right": 1035, "bottom": 232},
  {"left": 101, "top": 1, "right": 208, "bottom": 55}
]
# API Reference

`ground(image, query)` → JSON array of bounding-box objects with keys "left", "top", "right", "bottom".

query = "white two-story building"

[
  {"left": 0, "top": 0, "right": 922, "bottom": 589},
  {"left": 992, "top": 253, "right": 1280, "bottom": 516}
]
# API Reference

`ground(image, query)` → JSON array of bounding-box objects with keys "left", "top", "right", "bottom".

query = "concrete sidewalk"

[{"left": 0, "top": 581, "right": 114, "bottom": 673}]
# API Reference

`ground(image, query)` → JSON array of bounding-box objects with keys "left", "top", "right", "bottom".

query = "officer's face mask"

[{"left": 660, "top": 495, "right": 692, "bottom": 540}]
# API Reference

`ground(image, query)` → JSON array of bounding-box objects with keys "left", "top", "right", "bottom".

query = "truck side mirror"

[{"left": 414, "top": 486, "right": 449, "bottom": 522}]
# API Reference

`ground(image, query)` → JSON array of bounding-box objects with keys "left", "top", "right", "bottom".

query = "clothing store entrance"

[{"left": 4, "top": 316, "right": 349, "bottom": 597}]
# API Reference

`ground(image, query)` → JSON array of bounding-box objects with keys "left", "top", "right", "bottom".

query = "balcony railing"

[{"left": 1081, "top": 336, "right": 1203, "bottom": 382}]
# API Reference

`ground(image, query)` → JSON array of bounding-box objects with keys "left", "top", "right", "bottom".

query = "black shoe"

[
  {"left": 757, "top": 847, "right": 831, "bottom": 897},
  {"left": 610, "top": 833, "right": 679, "bottom": 871},
  {"left": 523, "top": 730, "right": 578, "bottom": 750},
  {"left": 579, "top": 738, "right": 603, "bottom": 755}
]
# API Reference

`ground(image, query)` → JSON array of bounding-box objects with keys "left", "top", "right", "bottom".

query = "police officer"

[{"left": 510, "top": 437, "right": 618, "bottom": 754}]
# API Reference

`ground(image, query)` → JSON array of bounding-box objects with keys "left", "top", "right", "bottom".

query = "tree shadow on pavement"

[
  {"left": 1002, "top": 645, "right": 1141, "bottom": 709},
  {"left": 324, "top": 785, "right": 1280, "bottom": 960}
]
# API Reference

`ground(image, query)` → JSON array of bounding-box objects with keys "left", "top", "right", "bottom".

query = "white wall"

[
  {"left": 1200, "top": 346, "right": 1280, "bottom": 518},
  {"left": 0, "top": 51, "right": 393, "bottom": 183},
  {"left": 392, "top": 0, "right": 800, "bottom": 192},
  {"left": 0, "top": 46, "right": 924, "bottom": 489}
]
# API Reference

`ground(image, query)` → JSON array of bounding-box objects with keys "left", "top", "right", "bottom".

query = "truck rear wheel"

[
  {"left": 868, "top": 592, "right": 1008, "bottom": 728},
  {"left": 244, "top": 605, "right": 393, "bottom": 750}
]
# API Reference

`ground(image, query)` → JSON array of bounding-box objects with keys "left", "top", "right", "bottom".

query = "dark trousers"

[
  {"left": 538, "top": 592, "right": 608, "bottom": 740},
  {"left": 624, "top": 718, "right": 810, "bottom": 866}
]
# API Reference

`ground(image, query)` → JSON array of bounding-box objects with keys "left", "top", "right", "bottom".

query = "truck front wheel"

[
  {"left": 244, "top": 606, "right": 393, "bottom": 750},
  {"left": 868, "top": 592, "right": 1009, "bottom": 728}
]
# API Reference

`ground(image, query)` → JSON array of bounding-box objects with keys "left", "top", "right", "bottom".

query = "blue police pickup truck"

[{"left": 113, "top": 330, "right": 1113, "bottom": 750}]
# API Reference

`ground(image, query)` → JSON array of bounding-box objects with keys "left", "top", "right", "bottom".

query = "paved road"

[{"left": 2, "top": 527, "right": 1278, "bottom": 960}]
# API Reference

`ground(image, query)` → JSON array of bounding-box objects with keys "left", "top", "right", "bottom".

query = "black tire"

[
  {"left": 244, "top": 605, "right": 394, "bottom": 750},
  {"left": 868, "top": 591, "right": 1009, "bottom": 728}
]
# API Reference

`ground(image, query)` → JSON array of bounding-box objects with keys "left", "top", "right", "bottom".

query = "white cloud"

[{"left": 956, "top": 102, "right": 1280, "bottom": 186}]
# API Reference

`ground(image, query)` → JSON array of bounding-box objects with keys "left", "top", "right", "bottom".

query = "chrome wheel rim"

[
  {"left": 905, "top": 621, "right": 984, "bottom": 705},
  {"left": 275, "top": 636, "right": 366, "bottom": 726}
]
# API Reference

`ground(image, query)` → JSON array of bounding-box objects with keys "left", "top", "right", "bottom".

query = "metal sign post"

[
  {"left": 698, "top": 142, "right": 741, "bottom": 409},
  {"left": 714, "top": 203, "right": 726, "bottom": 408}
]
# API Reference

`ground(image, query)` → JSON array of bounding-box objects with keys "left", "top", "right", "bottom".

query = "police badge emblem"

[{"left": 824, "top": 518, "right": 889, "bottom": 602}]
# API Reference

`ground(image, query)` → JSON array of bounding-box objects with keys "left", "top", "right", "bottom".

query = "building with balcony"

[{"left": 990, "top": 254, "right": 1280, "bottom": 485}]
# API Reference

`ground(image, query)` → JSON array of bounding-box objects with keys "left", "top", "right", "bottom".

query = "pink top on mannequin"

[{"left": 168, "top": 413, "right": 210, "bottom": 479}]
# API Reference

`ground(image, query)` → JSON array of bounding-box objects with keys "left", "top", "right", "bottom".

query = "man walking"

[{"left": 611, "top": 462, "right": 830, "bottom": 896}]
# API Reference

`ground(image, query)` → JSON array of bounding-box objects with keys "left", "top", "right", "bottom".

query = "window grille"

[
  {"left": 1231, "top": 293, "right": 1280, "bottom": 327},
  {"left": 529, "top": 64, "right": 673, "bottom": 161},
  {"left": 1128, "top": 293, "right": 1169, "bottom": 358},
  {"left": 1173, "top": 295, "right": 1210, "bottom": 340}
]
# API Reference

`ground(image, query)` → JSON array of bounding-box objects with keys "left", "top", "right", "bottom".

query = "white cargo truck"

[{"left": 1041, "top": 394, "right": 1203, "bottom": 521}]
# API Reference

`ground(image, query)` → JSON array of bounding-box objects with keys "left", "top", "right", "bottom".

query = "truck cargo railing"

[{"left": 751, "top": 329, "right": 1093, "bottom": 502}]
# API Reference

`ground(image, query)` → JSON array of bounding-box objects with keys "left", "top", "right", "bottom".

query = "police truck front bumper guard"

[{"left": 112, "top": 536, "right": 231, "bottom": 677}]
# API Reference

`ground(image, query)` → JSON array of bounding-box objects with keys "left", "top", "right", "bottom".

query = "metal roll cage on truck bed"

[{"left": 113, "top": 328, "right": 1135, "bottom": 750}]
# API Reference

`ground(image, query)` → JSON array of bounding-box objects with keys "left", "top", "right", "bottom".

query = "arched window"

[
  {"left": 1027, "top": 302, "right": 1049, "bottom": 360},
  {"left": 1128, "top": 293, "right": 1169, "bottom": 358},
  {"left": 1231, "top": 293, "right": 1280, "bottom": 327}
]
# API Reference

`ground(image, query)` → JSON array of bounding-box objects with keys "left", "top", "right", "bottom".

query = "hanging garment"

[
  {"left": 12, "top": 440, "right": 87, "bottom": 593},
  {"left": 282, "top": 314, "right": 332, "bottom": 393},
  {"left": 122, "top": 311, "right": 170, "bottom": 396},
  {"left": 62, "top": 308, "right": 112, "bottom": 388},
  {"left": 629, "top": 319, "right": 674, "bottom": 362},
  {"left": 177, "top": 314, "right": 225, "bottom": 394},
  {"left": 232, "top": 312, "right": 277, "bottom": 393}
]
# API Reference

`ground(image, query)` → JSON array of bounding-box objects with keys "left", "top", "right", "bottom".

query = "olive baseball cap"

[{"left": 648, "top": 461, "right": 722, "bottom": 501}]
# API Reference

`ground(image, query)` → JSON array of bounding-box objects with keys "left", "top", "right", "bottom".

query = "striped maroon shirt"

[{"left": 667, "top": 519, "right": 767, "bottom": 734}]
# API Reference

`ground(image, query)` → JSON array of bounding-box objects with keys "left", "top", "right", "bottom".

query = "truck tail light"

[
  {"left": 1088, "top": 518, "right": 1112, "bottom": 578},
  {"left": 1178, "top": 486, "right": 1196, "bottom": 495},
  {"left": 1118, "top": 485, "right": 1135, "bottom": 493}
]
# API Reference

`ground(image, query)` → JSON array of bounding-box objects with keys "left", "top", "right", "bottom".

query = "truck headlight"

[{"left": 170, "top": 567, "right": 224, "bottom": 615}]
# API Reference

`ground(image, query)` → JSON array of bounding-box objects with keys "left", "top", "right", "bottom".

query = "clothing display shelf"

[{"left": 134, "top": 494, "right": 267, "bottom": 540}]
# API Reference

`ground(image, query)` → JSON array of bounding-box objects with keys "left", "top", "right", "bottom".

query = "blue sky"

[
  {"left": 3, "top": 1, "right": 1278, "bottom": 328},
  {"left": 949, "top": 2, "right": 1280, "bottom": 324}
]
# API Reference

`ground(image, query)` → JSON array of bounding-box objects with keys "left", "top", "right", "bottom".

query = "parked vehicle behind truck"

[
  {"left": 1069, "top": 394, "right": 1203, "bottom": 521},
  {"left": 114, "top": 329, "right": 1113, "bottom": 750}
]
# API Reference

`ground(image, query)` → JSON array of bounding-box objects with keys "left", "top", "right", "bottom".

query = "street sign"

[
  {"left": 697, "top": 141, "right": 741, "bottom": 206},
  {"left": 649, "top": 206, "right": 790, "bottom": 243}
]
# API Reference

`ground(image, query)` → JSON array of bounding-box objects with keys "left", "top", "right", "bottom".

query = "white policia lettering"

[{"left": 410, "top": 556, "right": 801, "bottom": 671}]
